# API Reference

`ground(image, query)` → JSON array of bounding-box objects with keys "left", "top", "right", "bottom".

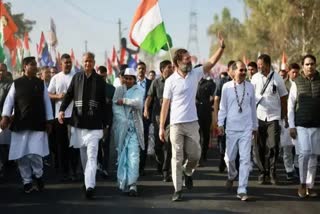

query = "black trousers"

[
  {"left": 139, "top": 118, "right": 151, "bottom": 173},
  {"left": 54, "top": 119, "right": 79, "bottom": 176},
  {"left": 153, "top": 122, "right": 172, "bottom": 174},
  {"left": 253, "top": 119, "right": 280, "bottom": 177},
  {"left": 198, "top": 114, "right": 212, "bottom": 161}
]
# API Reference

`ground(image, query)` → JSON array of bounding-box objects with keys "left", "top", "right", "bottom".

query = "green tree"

[
  {"left": 207, "top": 1, "right": 320, "bottom": 65},
  {"left": 207, "top": 8, "right": 245, "bottom": 63}
]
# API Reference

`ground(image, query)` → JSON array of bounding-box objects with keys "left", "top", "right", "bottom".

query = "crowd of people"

[{"left": 0, "top": 34, "right": 319, "bottom": 202}]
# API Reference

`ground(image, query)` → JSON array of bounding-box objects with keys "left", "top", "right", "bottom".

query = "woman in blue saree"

[{"left": 112, "top": 68, "right": 144, "bottom": 196}]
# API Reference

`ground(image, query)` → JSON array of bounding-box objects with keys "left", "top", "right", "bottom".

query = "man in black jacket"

[{"left": 58, "top": 52, "right": 109, "bottom": 199}]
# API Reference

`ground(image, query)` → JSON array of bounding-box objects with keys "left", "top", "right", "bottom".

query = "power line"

[{"left": 63, "top": 0, "right": 116, "bottom": 25}]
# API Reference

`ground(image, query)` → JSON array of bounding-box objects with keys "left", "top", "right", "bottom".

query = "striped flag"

[
  {"left": 23, "top": 32, "right": 30, "bottom": 57},
  {"left": 129, "top": 0, "right": 168, "bottom": 54}
]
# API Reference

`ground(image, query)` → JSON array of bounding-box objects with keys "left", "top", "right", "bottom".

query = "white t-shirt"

[
  {"left": 251, "top": 71, "right": 288, "bottom": 121},
  {"left": 163, "top": 67, "right": 204, "bottom": 125},
  {"left": 48, "top": 71, "right": 75, "bottom": 118}
]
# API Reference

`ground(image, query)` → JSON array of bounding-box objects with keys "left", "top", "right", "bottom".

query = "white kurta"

[{"left": 1, "top": 83, "right": 53, "bottom": 160}]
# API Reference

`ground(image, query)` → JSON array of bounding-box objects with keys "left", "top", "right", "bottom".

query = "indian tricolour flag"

[{"left": 129, "top": 0, "right": 168, "bottom": 54}]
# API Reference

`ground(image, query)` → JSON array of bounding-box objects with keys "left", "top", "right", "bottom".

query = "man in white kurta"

[
  {"left": 0, "top": 57, "right": 53, "bottom": 193},
  {"left": 218, "top": 61, "right": 258, "bottom": 201},
  {"left": 288, "top": 54, "right": 320, "bottom": 198},
  {"left": 48, "top": 53, "right": 77, "bottom": 181}
]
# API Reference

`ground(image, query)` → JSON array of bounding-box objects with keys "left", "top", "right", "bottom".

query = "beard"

[{"left": 180, "top": 62, "right": 192, "bottom": 73}]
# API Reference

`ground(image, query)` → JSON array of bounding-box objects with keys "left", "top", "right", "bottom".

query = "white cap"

[{"left": 124, "top": 68, "right": 136, "bottom": 76}]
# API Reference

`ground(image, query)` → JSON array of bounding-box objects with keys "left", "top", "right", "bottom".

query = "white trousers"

[
  {"left": 17, "top": 154, "right": 43, "bottom": 184},
  {"left": 295, "top": 127, "right": 320, "bottom": 188},
  {"left": 71, "top": 128, "right": 103, "bottom": 189},
  {"left": 298, "top": 154, "right": 317, "bottom": 188},
  {"left": 225, "top": 130, "right": 252, "bottom": 194}
]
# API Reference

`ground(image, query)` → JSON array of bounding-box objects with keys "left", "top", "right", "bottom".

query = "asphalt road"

[{"left": 0, "top": 150, "right": 319, "bottom": 214}]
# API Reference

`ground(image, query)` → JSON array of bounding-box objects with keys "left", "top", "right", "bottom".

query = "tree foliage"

[{"left": 207, "top": 0, "right": 320, "bottom": 65}]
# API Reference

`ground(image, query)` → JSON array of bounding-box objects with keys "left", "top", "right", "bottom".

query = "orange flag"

[{"left": 0, "top": 1, "right": 18, "bottom": 50}]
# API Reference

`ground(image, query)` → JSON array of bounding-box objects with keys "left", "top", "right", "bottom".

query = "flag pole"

[{"left": 167, "top": 41, "right": 173, "bottom": 64}]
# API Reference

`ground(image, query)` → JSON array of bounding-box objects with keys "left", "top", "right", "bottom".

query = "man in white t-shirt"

[
  {"left": 251, "top": 54, "right": 288, "bottom": 185},
  {"left": 159, "top": 33, "right": 225, "bottom": 201},
  {"left": 48, "top": 54, "right": 78, "bottom": 181}
]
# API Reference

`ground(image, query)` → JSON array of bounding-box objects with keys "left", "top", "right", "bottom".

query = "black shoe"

[
  {"left": 128, "top": 185, "right": 138, "bottom": 197},
  {"left": 35, "top": 177, "right": 44, "bottom": 192},
  {"left": 183, "top": 172, "right": 193, "bottom": 190},
  {"left": 172, "top": 191, "right": 182, "bottom": 201},
  {"left": 24, "top": 183, "right": 33, "bottom": 194},
  {"left": 85, "top": 187, "right": 95, "bottom": 199},
  {"left": 258, "top": 174, "right": 265, "bottom": 185}
]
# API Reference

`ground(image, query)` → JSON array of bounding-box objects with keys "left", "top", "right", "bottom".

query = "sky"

[{"left": 9, "top": 0, "right": 245, "bottom": 68}]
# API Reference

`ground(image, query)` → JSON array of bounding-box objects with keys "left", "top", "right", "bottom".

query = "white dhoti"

[
  {"left": 295, "top": 127, "right": 320, "bottom": 188},
  {"left": 70, "top": 127, "right": 103, "bottom": 189},
  {"left": 9, "top": 131, "right": 49, "bottom": 184},
  {"left": 225, "top": 129, "right": 252, "bottom": 194}
]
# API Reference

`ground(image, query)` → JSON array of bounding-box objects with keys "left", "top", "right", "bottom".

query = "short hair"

[
  {"left": 137, "top": 61, "right": 146, "bottom": 67},
  {"left": 22, "top": 56, "right": 36, "bottom": 67},
  {"left": 159, "top": 60, "right": 172, "bottom": 72},
  {"left": 173, "top": 49, "right": 188, "bottom": 67},
  {"left": 288, "top": 63, "right": 300, "bottom": 71},
  {"left": 258, "top": 54, "right": 271, "bottom": 66},
  {"left": 247, "top": 61, "right": 258, "bottom": 69},
  {"left": 61, "top": 53, "right": 71, "bottom": 60},
  {"left": 119, "top": 64, "right": 128, "bottom": 76},
  {"left": 227, "top": 60, "right": 235, "bottom": 69},
  {"left": 98, "top": 65, "right": 107, "bottom": 74},
  {"left": 82, "top": 52, "right": 95, "bottom": 59},
  {"left": 302, "top": 54, "right": 316, "bottom": 65}
]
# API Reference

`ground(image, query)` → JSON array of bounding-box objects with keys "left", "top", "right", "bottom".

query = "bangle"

[{"left": 220, "top": 44, "right": 225, "bottom": 49}]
